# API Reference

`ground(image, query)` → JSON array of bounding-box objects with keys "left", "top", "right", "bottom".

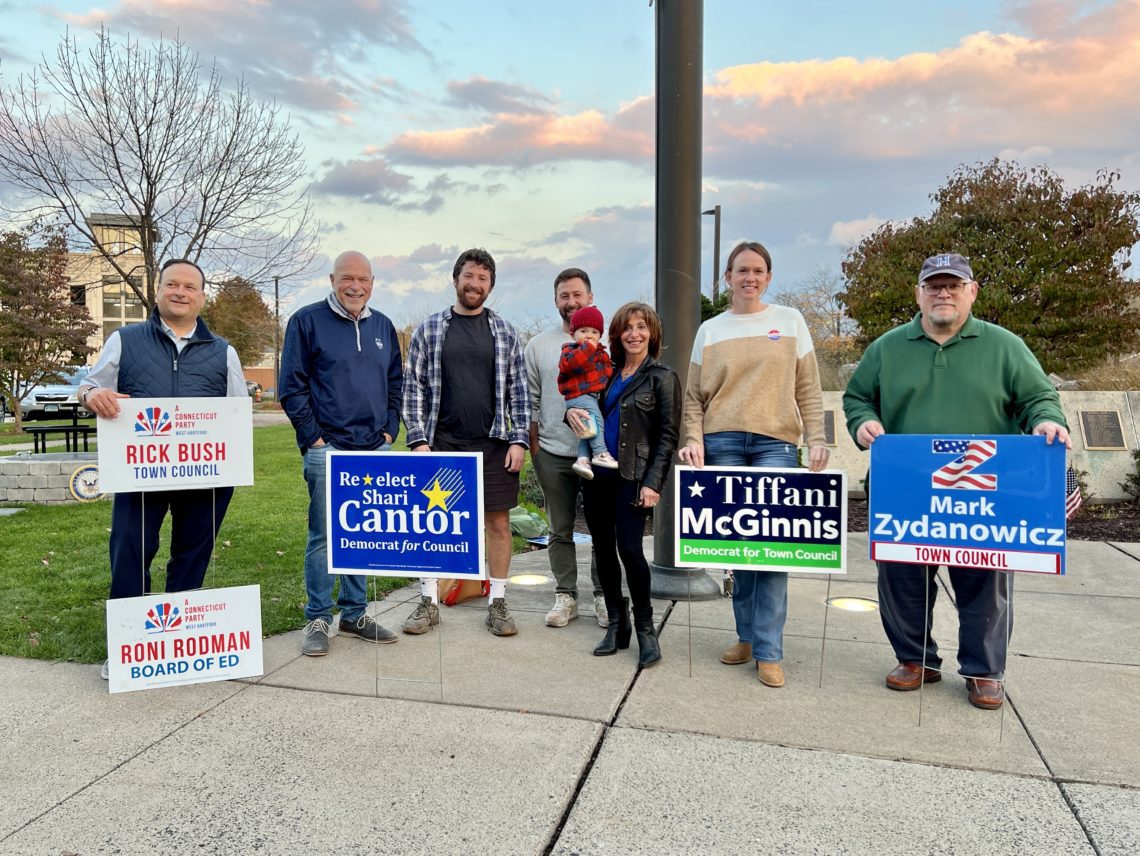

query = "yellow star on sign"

[
  {"left": 362, "top": 474, "right": 373, "bottom": 485},
  {"left": 421, "top": 478, "right": 453, "bottom": 510}
]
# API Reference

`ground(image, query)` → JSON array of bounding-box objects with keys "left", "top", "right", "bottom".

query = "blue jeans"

[
  {"left": 302, "top": 443, "right": 390, "bottom": 623},
  {"left": 566, "top": 393, "right": 607, "bottom": 458},
  {"left": 703, "top": 431, "right": 798, "bottom": 662}
]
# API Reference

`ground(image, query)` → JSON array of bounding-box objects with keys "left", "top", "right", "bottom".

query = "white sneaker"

[
  {"left": 100, "top": 659, "right": 109, "bottom": 680},
  {"left": 545, "top": 592, "right": 578, "bottom": 627},
  {"left": 594, "top": 594, "right": 609, "bottom": 627},
  {"left": 592, "top": 451, "right": 619, "bottom": 469},
  {"left": 571, "top": 458, "right": 594, "bottom": 479}
]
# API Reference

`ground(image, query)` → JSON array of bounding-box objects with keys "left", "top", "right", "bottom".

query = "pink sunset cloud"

[
  {"left": 385, "top": 104, "right": 654, "bottom": 167},
  {"left": 380, "top": 1, "right": 1140, "bottom": 173}
]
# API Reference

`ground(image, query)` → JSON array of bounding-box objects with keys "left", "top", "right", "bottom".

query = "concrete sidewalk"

[{"left": 2, "top": 536, "right": 1138, "bottom": 855}]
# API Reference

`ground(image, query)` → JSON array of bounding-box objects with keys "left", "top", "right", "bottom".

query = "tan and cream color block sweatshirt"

[{"left": 682, "top": 306, "right": 825, "bottom": 449}]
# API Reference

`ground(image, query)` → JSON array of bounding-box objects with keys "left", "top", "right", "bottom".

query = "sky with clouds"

[{"left": 3, "top": 0, "right": 1139, "bottom": 330}]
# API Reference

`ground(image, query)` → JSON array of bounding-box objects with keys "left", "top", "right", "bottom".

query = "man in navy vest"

[
  {"left": 81, "top": 259, "right": 247, "bottom": 677},
  {"left": 280, "top": 250, "right": 404, "bottom": 656}
]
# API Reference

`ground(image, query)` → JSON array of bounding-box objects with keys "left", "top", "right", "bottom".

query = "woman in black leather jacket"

[{"left": 573, "top": 302, "right": 681, "bottom": 667}]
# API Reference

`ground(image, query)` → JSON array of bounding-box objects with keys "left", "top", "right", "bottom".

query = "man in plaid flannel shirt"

[{"left": 402, "top": 247, "right": 531, "bottom": 636}]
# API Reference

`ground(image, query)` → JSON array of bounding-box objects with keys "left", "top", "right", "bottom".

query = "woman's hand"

[
  {"left": 677, "top": 443, "right": 704, "bottom": 468},
  {"left": 807, "top": 444, "right": 830, "bottom": 472},
  {"left": 638, "top": 486, "right": 660, "bottom": 509}
]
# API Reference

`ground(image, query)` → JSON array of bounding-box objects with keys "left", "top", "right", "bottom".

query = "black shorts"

[{"left": 432, "top": 436, "right": 520, "bottom": 512}]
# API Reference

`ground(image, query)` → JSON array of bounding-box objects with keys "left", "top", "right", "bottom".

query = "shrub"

[{"left": 1120, "top": 449, "right": 1140, "bottom": 502}]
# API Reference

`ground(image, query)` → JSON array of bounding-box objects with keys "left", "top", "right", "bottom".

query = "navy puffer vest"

[{"left": 117, "top": 310, "right": 229, "bottom": 398}]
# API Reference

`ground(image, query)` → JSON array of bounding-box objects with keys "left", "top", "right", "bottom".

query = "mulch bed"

[{"left": 847, "top": 499, "right": 1140, "bottom": 542}]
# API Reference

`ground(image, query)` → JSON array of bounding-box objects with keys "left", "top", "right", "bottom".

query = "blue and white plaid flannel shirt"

[{"left": 402, "top": 306, "right": 531, "bottom": 449}]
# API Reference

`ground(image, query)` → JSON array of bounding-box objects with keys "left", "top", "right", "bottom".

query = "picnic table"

[{"left": 23, "top": 404, "right": 96, "bottom": 453}]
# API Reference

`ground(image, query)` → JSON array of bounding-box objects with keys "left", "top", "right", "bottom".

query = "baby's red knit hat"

[{"left": 570, "top": 306, "right": 605, "bottom": 334}]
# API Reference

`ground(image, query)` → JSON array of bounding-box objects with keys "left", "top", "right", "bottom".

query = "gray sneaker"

[
  {"left": 403, "top": 596, "right": 440, "bottom": 635},
  {"left": 100, "top": 659, "right": 109, "bottom": 680},
  {"left": 545, "top": 592, "right": 578, "bottom": 627},
  {"left": 339, "top": 614, "right": 397, "bottom": 644},
  {"left": 302, "top": 617, "right": 331, "bottom": 656},
  {"left": 486, "top": 597, "right": 518, "bottom": 636},
  {"left": 594, "top": 594, "right": 609, "bottom": 628}
]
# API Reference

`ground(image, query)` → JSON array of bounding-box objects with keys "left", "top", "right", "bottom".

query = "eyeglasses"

[{"left": 920, "top": 281, "right": 969, "bottom": 295}]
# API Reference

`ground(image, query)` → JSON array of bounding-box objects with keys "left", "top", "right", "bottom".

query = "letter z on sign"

[{"left": 932, "top": 439, "right": 997, "bottom": 491}]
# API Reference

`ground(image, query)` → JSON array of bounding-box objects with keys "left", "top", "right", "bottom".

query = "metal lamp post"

[
  {"left": 273, "top": 276, "right": 280, "bottom": 401},
  {"left": 702, "top": 205, "right": 721, "bottom": 304},
  {"left": 649, "top": 0, "right": 720, "bottom": 601}
]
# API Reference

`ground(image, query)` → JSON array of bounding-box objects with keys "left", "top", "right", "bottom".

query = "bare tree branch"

[{"left": 0, "top": 27, "right": 318, "bottom": 310}]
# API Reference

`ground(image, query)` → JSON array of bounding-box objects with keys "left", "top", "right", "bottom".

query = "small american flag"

[
  {"left": 931, "top": 439, "right": 998, "bottom": 491},
  {"left": 1065, "top": 466, "right": 1083, "bottom": 519}
]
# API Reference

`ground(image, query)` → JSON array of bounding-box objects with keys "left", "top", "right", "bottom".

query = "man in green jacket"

[{"left": 843, "top": 252, "right": 1070, "bottom": 710}]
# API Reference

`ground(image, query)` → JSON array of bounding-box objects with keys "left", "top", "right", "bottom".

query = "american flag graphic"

[
  {"left": 1065, "top": 466, "right": 1083, "bottom": 519},
  {"left": 931, "top": 439, "right": 998, "bottom": 491}
]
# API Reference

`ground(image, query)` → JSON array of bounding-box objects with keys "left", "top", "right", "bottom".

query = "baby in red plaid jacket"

[{"left": 557, "top": 306, "right": 620, "bottom": 480}]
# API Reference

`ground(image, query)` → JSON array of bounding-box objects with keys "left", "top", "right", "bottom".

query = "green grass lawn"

[
  {"left": 0, "top": 423, "right": 543, "bottom": 664},
  {"left": 0, "top": 417, "right": 99, "bottom": 456}
]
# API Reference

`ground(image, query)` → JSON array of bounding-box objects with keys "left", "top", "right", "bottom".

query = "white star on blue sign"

[{"left": 932, "top": 440, "right": 969, "bottom": 454}]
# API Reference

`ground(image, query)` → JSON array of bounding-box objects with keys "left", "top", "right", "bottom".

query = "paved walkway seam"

[
  {"left": 1007, "top": 695, "right": 1103, "bottom": 853},
  {"left": 1012, "top": 652, "right": 1140, "bottom": 668},
  {"left": 541, "top": 600, "right": 678, "bottom": 854},
  {"left": 1108, "top": 543, "right": 1140, "bottom": 561},
  {"left": 608, "top": 717, "right": 1062, "bottom": 781},
  {"left": 238, "top": 676, "right": 624, "bottom": 726}
]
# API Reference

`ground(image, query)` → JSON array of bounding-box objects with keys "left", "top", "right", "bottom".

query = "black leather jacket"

[{"left": 600, "top": 357, "right": 682, "bottom": 493}]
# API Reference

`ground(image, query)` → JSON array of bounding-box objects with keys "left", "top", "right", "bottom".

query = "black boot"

[
  {"left": 633, "top": 606, "right": 661, "bottom": 668},
  {"left": 593, "top": 597, "right": 631, "bottom": 656}
]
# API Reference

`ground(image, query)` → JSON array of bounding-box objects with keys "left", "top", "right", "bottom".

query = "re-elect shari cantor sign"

[
  {"left": 675, "top": 466, "right": 847, "bottom": 574},
  {"left": 326, "top": 450, "right": 485, "bottom": 579},
  {"left": 869, "top": 434, "right": 1067, "bottom": 575},
  {"left": 97, "top": 396, "right": 253, "bottom": 492}
]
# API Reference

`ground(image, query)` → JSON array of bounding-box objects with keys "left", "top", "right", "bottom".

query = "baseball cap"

[{"left": 919, "top": 253, "right": 974, "bottom": 283}]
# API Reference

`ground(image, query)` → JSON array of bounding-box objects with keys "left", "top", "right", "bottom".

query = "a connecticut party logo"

[
  {"left": 144, "top": 602, "right": 183, "bottom": 633},
  {"left": 134, "top": 406, "right": 173, "bottom": 437}
]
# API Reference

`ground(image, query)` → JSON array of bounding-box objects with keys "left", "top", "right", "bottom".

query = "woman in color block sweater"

[{"left": 678, "top": 241, "right": 829, "bottom": 689}]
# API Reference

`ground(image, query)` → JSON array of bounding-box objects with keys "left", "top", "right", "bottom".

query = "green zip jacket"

[{"left": 843, "top": 314, "right": 1066, "bottom": 448}]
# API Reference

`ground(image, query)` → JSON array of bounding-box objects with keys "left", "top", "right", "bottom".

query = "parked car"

[
  {"left": 245, "top": 380, "right": 263, "bottom": 401},
  {"left": 19, "top": 367, "right": 92, "bottom": 420}
]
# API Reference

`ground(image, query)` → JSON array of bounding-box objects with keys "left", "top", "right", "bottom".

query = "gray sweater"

[{"left": 524, "top": 326, "right": 580, "bottom": 457}]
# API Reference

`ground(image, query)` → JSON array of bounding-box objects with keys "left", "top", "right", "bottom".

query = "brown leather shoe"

[
  {"left": 966, "top": 678, "right": 1005, "bottom": 710},
  {"left": 757, "top": 661, "right": 785, "bottom": 687},
  {"left": 885, "top": 661, "right": 942, "bottom": 691},
  {"left": 720, "top": 641, "right": 752, "bottom": 665}
]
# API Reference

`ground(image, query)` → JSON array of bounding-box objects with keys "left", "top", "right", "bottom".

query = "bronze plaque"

[
  {"left": 1078, "top": 410, "right": 1127, "bottom": 451},
  {"left": 822, "top": 410, "right": 837, "bottom": 447}
]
